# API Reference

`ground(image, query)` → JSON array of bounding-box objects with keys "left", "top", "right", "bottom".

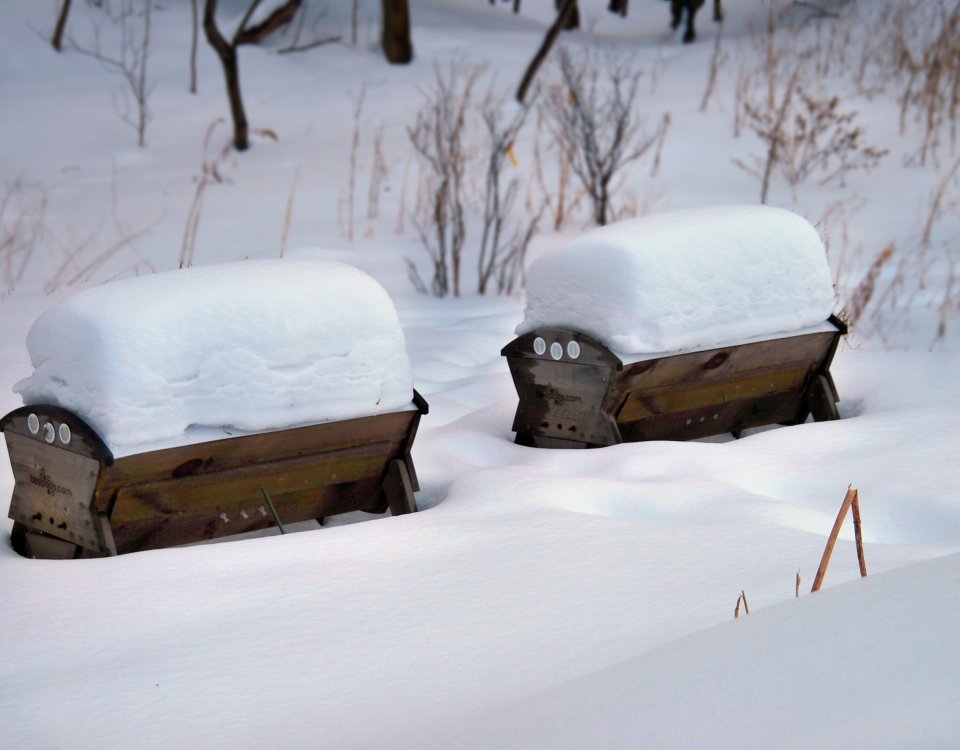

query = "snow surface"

[
  {"left": 517, "top": 205, "right": 837, "bottom": 354},
  {"left": 2, "top": 1, "right": 960, "bottom": 748},
  {"left": 14, "top": 259, "right": 414, "bottom": 453}
]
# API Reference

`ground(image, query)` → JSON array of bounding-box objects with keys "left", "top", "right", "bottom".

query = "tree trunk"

[
  {"left": 555, "top": 0, "right": 579, "bottom": 29},
  {"left": 381, "top": 0, "right": 413, "bottom": 65},
  {"left": 234, "top": 0, "right": 302, "bottom": 45},
  {"left": 203, "top": 0, "right": 249, "bottom": 150},
  {"left": 516, "top": 0, "right": 577, "bottom": 103},
  {"left": 52, "top": 0, "right": 72, "bottom": 52},
  {"left": 608, "top": 0, "right": 628, "bottom": 17},
  {"left": 190, "top": 0, "right": 199, "bottom": 93}
]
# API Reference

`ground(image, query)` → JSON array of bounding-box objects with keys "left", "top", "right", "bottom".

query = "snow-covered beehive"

[
  {"left": 502, "top": 205, "right": 846, "bottom": 448},
  {"left": 3, "top": 259, "right": 428, "bottom": 558}
]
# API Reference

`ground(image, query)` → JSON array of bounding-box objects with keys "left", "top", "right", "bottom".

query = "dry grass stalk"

[
  {"left": 532, "top": 119, "right": 583, "bottom": 231},
  {"left": 181, "top": 118, "right": 230, "bottom": 268},
  {"left": 395, "top": 151, "right": 413, "bottom": 234},
  {"left": 346, "top": 86, "right": 365, "bottom": 242},
  {"left": 921, "top": 155, "right": 960, "bottom": 248},
  {"left": 279, "top": 165, "right": 301, "bottom": 258},
  {"left": 650, "top": 112, "right": 671, "bottom": 178},
  {"left": 795, "top": 570, "right": 801, "bottom": 598},
  {"left": 46, "top": 166, "right": 157, "bottom": 291},
  {"left": 840, "top": 242, "right": 895, "bottom": 331},
  {"left": 367, "top": 122, "right": 388, "bottom": 221},
  {"left": 700, "top": 22, "right": 727, "bottom": 112},
  {"left": 1, "top": 179, "right": 49, "bottom": 295}
]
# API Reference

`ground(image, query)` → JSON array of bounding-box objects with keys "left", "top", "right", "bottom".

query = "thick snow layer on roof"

[
  {"left": 14, "top": 260, "right": 414, "bottom": 453},
  {"left": 517, "top": 205, "right": 837, "bottom": 355}
]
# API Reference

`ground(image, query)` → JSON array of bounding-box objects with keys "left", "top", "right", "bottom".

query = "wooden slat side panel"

[
  {"left": 617, "top": 392, "right": 807, "bottom": 442},
  {"left": 606, "top": 331, "right": 838, "bottom": 410},
  {"left": 616, "top": 365, "right": 810, "bottom": 423},
  {"left": 96, "top": 410, "right": 417, "bottom": 503},
  {"left": 109, "top": 441, "right": 399, "bottom": 525},
  {"left": 111, "top": 478, "right": 388, "bottom": 553}
]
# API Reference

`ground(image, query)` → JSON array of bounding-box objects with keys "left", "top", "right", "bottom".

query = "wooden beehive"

[
  {"left": 502, "top": 317, "right": 846, "bottom": 448},
  {"left": 4, "top": 393, "right": 427, "bottom": 559}
]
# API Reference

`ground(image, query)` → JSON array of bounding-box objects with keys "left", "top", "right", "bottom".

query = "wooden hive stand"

[
  {"left": 3, "top": 392, "right": 428, "bottom": 559},
  {"left": 502, "top": 317, "right": 846, "bottom": 449}
]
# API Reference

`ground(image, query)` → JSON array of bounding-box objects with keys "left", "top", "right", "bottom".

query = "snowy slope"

[{"left": 1, "top": 1, "right": 959, "bottom": 748}]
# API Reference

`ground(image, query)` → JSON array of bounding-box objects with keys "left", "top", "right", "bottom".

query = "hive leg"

[
  {"left": 383, "top": 459, "right": 418, "bottom": 516},
  {"left": 806, "top": 373, "right": 841, "bottom": 421}
]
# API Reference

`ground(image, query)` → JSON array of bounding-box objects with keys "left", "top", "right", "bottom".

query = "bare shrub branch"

[
  {"left": 736, "top": 67, "right": 886, "bottom": 203},
  {"left": 478, "top": 90, "right": 539, "bottom": 294},
  {"left": 408, "top": 61, "right": 486, "bottom": 297},
  {"left": 542, "top": 45, "right": 666, "bottom": 226},
  {"left": 181, "top": 119, "right": 231, "bottom": 268},
  {"left": 69, "top": 0, "right": 154, "bottom": 147}
]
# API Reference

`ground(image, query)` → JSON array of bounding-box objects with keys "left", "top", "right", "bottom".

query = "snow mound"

[
  {"left": 517, "top": 205, "right": 837, "bottom": 355},
  {"left": 14, "top": 259, "right": 415, "bottom": 452}
]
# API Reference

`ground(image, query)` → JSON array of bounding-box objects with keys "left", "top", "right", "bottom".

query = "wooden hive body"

[
  {"left": 502, "top": 318, "right": 846, "bottom": 449},
  {"left": 3, "top": 393, "right": 427, "bottom": 559}
]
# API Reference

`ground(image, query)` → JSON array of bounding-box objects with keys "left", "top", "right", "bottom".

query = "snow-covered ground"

[{"left": 2, "top": 1, "right": 959, "bottom": 747}]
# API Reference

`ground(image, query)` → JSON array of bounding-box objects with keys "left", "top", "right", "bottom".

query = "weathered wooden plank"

[
  {"left": 110, "top": 477, "right": 387, "bottom": 553},
  {"left": 92, "top": 410, "right": 419, "bottom": 517},
  {"left": 617, "top": 391, "right": 807, "bottom": 442},
  {"left": 615, "top": 365, "right": 810, "bottom": 422},
  {"left": 109, "top": 441, "right": 397, "bottom": 525},
  {"left": 605, "top": 330, "right": 838, "bottom": 410},
  {"left": 97, "top": 409, "right": 417, "bottom": 495}
]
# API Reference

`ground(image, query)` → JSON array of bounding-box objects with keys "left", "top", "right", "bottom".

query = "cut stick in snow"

[
  {"left": 796, "top": 570, "right": 801, "bottom": 598},
  {"left": 851, "top": 491, "right": 868, "bottom": 578},
  {"left": 812, "top": 486, "right": 866, "bottom": 592}
]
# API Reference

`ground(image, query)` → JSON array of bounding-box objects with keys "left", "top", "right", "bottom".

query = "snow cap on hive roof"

[
  {"left": 14, "top": 259, "right": 414, "bottom": 453},
  {"left": 517, "top": 205, "right": 837, "bottom": 355}
]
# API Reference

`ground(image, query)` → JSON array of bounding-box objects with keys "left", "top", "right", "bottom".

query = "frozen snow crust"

[
  {"left": 517, "top": 205, "right": 837, "bottom": 355},
  {"left": 14, "top": 259, "right": 415, "bottom": 453}
]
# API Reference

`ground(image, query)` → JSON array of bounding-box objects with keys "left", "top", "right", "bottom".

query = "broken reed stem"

[
  {"left": 812, "top": 486, "right": 867, "bottom": 592},
  {"left": 347, "top": 86, "right": 365, "bottom": 242},
  {"left": 734, "top": 590, "right": 750, "bottom": 618},
  {"left": 279, "top": 165, "right": 301, "bottom": 258}
]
